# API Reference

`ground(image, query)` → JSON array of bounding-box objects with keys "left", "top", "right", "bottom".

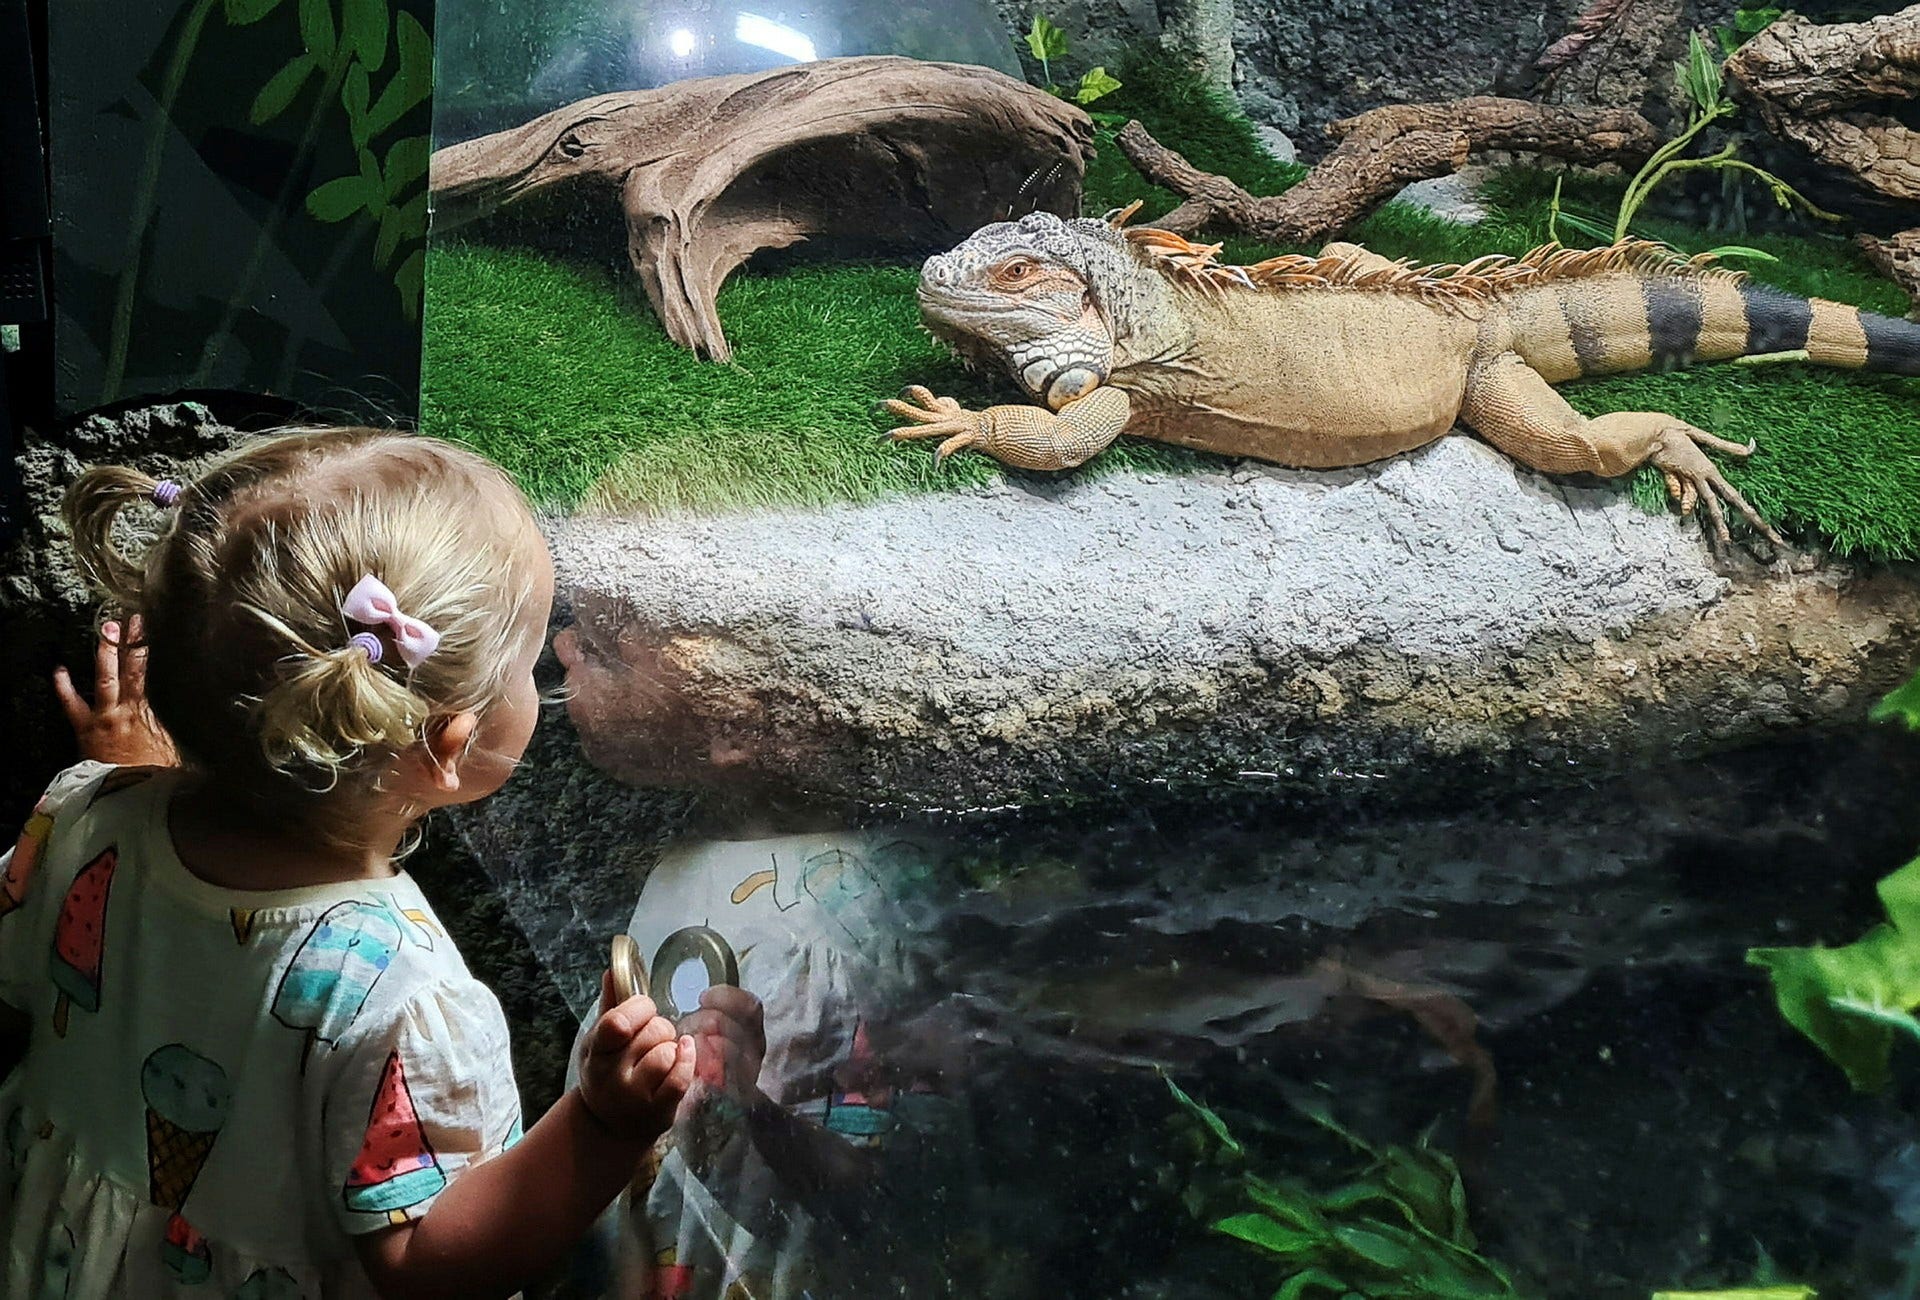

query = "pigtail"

[
  {"left": 62, "top": 465, "right": 170, "bottom": 610},
  {"left": 247, "top": 609, "right": 430, "bottom": 780}
]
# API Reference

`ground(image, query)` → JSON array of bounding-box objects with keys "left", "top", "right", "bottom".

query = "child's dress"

[{"left": 0, "top": 763, "right": 525, "bottom": 1299}]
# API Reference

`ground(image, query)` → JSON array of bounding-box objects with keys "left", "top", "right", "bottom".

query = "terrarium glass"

[{"left": 432, "top": 0, "right": 1021, "bottom": 142}]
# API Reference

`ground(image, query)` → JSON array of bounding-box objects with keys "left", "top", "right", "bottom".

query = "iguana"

[{"left": 885, "top": 206, "right": 1920, "bottom": 544}]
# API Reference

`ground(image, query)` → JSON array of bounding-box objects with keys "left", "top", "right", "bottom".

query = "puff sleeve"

[
  {"left": 0, "top": 762, "right": 113, "bottom": 1010},
  {"left": 320, "top": 976, "right": 524, "bottom": 1236}
]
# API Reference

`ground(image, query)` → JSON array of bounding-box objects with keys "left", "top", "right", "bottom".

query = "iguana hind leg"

[
  {"left": 884, "top": 384, "right": 1131, "bottom": 471},
  {"left": 1461, "top": 351, "right": 1784, "bottom": 546}
]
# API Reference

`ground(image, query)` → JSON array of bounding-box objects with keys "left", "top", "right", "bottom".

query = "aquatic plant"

[
  {"left": 1749, "top": 676, "right": 1920, "bottom": 1092},
  {"left": 1021, "top": 15, "right": 1121, "bottom": 107},
  {"left": 1163, "top": 1073, "right": 1520, "bottom": 1298}
]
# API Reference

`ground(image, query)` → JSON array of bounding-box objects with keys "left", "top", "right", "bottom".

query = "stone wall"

[{"left": 993, "top": 0, "right": 1743, "bottom": 155}]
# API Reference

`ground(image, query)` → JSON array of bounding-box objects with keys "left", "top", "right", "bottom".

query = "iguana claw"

[{"left": 1651, "top": 423, "right": 1784, "bottom": 548}]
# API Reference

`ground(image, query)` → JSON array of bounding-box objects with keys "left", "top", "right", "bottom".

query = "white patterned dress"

[{"left": 0, "top": 763, "right": 524, "bottom": 1299}]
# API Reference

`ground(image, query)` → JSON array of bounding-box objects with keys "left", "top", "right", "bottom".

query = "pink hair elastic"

[{"left": 151, "top": 480, "right": 183, "bottom": 508}]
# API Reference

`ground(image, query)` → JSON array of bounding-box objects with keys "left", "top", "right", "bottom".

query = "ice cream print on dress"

[
  {"left": 141, "top": 1043, "right": 234, "bottom": 1284},
  {"left": 49, "top": 847, "right": 117, "bottom": 1037},
  {"left": 343, "top": 1049, "right": 448, "bottom": 1225},
  {"left": 270, "top": 900, "right": 403, "bottom": 1069}
]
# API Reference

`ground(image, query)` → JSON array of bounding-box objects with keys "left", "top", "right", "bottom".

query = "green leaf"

[
  {"left": 1213, "top": 1212, "right": 1321, "bottom": 1257},
  {"left": 1873, "top": 667, "right": 1920, "bottom": 730},
  {"left": 249, "top": 54, "right": 316, "bottom": 125},
  {"left": 1651, "top": 1289, "right": 1815, "bottom": 1299},
  {"left": 298, "top": 0, "right": 337, "bottom": 62},
  {"left": 1275, "top": 1269, "right": 1352, "bottom": 1300},
  {"left": 224, "top": 0, "right": 284, "bottom": 25},
  {"left": 395, "top": 247, "right": 424, "bottom": 321},
  {"left": 1074, "top": 66, "right": 1121, "bottom": 104},
  {"left": 364, "top": 10, "right": 433, "bottom": 136},
  {"left": 383, "top": 135, "right": 430, "bottom": 196},
  {"left": 1735, "top": 7, "right": 1780, "bottom": 32},
  {"left": 1678, "top": 29, "right": 1725, "bottom": 113},
  {"left": 306, "top": 174, "right": 378, "bottom": 222},
  {"left": 1163, "top": 1072, "right": 1243, "bottom": 1156},
  {"left": 1330, "top": 1223, "right": 1425, "bottom": 1273},
  {"left": 1703, "top": 245, "right": 1778, "bottom": 263},
  {"left": 1246, "top": 1176, "right": 1330, "bottom": 1234},
  {"left": 1024, "top": 13, "right": 1068, "bottom": 62},
  {"left": 1749, "top": 855, "right": 1920, "bottom": 1091},
  {"left": 375, "top": 207, "right": 402, "bottom": 271},
  {"left": 376, "top": 191, "right": 427, "bottom": 268},
  {"left": 342, "top": 0, "right": 388, "bottom": 71},
  {"left": 343, "top": 64, "right": 371, "bottom": 146}
]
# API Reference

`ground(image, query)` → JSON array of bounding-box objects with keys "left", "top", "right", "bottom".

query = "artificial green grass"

[{"left": 420, "top": 58, "right": 1920, "bottom": 558}]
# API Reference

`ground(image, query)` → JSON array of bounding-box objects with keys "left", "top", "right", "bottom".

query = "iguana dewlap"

[{"left": 886, "top": 208, "right": 1920, "bottom": 544}]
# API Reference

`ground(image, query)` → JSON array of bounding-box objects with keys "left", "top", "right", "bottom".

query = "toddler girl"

[{"left": 0, "top": 427, "right": 693, "bottom": 1298}]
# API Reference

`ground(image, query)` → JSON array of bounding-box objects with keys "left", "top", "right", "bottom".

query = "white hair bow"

[{"left": 341, "top": 575, "right": 441, "bottom": 668}]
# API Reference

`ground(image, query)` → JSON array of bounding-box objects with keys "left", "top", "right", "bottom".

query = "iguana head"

[{"left": 917, "top": 211, "right": 1133, "bottom": 410}]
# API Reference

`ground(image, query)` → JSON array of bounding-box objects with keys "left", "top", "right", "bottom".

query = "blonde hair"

[{"left": 64, "top": 427, "right": 546, "bottom": 844}]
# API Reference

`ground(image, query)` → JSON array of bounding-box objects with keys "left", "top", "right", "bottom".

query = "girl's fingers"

[
  {"left": 94, "top": 622, "right": 120, "bottom": 709},
  {"left": 631, "top": 1038, "right": 681, "bottom": 1090},
  {"left": 121, "top": 615, "right": 148, "bottom": 699},
  {"left": 52, "top": 667, "right": 89, "bottom": 731},
  {"left": 667, "top": 1036, "right": 697, "bottom": 1092}
]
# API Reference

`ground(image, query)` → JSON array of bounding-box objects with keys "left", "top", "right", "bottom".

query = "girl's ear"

[{"left": 423, "top": 711, "right": 479, "bottom": 792}]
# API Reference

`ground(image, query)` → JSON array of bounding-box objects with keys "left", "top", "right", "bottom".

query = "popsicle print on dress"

[
  {"left": 0, "top": 802, "right": 56, "bottom": 921},
  {"left": 141, "top": 1043, "right": 233, "bottom": 1284},
  {"left": 344, "top": 1049, "right": 448, "bottom": 1225},
  {"left": 271, "top": 900, "right": 402, "bottom": 1070},
  {"left": 49, "top": 847, "right": 117, "bottom": 1036}
]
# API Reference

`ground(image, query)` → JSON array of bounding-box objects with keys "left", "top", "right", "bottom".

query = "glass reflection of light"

[
  {"left": 668, "top": 27, "right": 697, "bottom": 59},
  {"left": 734, "top": 13, "right": 817, "bottom": 63}
]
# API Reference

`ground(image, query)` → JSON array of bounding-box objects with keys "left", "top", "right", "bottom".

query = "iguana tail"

[{"left": 1507, "top": 271, "right": 1920, "bottom": 379}]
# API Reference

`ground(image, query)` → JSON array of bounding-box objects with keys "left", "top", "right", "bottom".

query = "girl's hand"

[
  {"left": 577, "top": 971, "right": 694, "bottom": 1139},
  {"left": 54, "top": 616, "right": 180, "bottom": 768}
]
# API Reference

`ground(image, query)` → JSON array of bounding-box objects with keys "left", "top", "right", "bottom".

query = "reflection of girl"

[{"left": 569, "top": 813, "right": 977, "bottom": 1300}]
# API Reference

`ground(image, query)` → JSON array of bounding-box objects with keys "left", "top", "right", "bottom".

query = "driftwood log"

[
  {"left": 1725, "top": 7, "right": 1920, "bottom": 318},
  {"left": 1727, "top": 6, "right": 1920, "bottom": 204},
  {"left": 1114, "top": 98, "right": 1659, "bottom": 245},
  {"left": 429, "top": 57, "right": 1093, "bottom": 360},
  {"left": 1859, "top": 230, "right": 1920, "bottom": 319}
]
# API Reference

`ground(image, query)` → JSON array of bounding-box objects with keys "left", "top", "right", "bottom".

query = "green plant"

[
  {"left": 1714, "top": 0, "right": 1783, "bottom": 57},
  {"left": 1164, "top": 1074, "right": 1520, "bottom": 1298},
  {"left": 252, "top": 0, "right": 434, "bottom": 321},
  {"left": 1747, "top": 671, "right": 1920, "bottom": 1092},
  {"left": 1610, "top": 31, "right": 1838, "bottom": 245},
  {"left": 1022, "top": 14, "right": 1121, "bottom": 106}
]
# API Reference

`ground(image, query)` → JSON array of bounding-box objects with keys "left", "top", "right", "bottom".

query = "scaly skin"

[{"left": 887, "top": 210, "right": 1920, "bottom": 545}]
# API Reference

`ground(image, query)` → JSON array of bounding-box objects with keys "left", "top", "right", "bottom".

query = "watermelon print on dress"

[
  {"left": 344, "top": 1050, "right": 447, "bottom": 1224},
  {"left": 271, "top": 900, "right": 402, "bottom": 1070},
  {"left": 160, "top": 1212, "right": 213, "bottom": 1285},
  {"left": 49, "top": 848, "right": 116, "bottom": 1037}
]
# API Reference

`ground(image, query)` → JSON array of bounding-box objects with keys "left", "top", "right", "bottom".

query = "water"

[{"left": 459, "top": 708, "right": 1920, "bottom": 1298}]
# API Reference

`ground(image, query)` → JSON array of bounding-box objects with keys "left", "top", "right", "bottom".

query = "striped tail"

[{"left": 1509, "top": 271, "right": 1920, "bottom": 379}]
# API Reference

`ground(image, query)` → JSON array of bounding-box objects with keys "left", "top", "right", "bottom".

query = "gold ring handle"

[{"left": 610, "top": 932, "right": 649, "bottom": 1004}]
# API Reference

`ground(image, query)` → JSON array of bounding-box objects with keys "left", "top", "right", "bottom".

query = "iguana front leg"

[
  {"left": 1461, "top": 351, "right": 1785, "bottom": 547},
  {"left": 884, "top": 385, "right": 1131, "bottom": 471}
]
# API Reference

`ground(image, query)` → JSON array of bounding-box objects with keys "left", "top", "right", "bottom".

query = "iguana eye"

[{"left": 998, "top": 259, "right": 1035, "bottom": 282}]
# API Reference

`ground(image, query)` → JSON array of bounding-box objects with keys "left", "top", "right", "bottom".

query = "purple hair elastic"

[
  {"left": 150, "top": 480, "right": 183, "bottom": 508},
  {"left": 347, "top": 631, "right": 385, "bottom": 664}
]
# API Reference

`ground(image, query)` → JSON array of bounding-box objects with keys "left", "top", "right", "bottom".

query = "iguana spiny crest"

[{"left": 893, "top": 207, "right": 1920, "bottom": 546}]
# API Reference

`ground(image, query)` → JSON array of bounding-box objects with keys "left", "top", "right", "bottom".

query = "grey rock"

[
  {"left": 1254, "top": 124, "right": 1298, "bottom": 165},
  {"left": 1393, "top": 166, "right": 1493, "bottom": 224},
  {"left": 552, "top": 436, "right": 1920, "bottom": 810}
]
